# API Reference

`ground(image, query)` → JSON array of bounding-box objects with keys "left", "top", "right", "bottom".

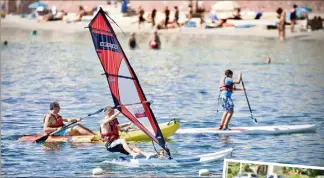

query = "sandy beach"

[{"left": 1, "top": 4, "right": 324, "bottom": 40}]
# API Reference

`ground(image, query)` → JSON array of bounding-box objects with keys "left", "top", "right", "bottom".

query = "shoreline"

[{"left": 1, "top": 14, "right": 324, "bottom": 41}]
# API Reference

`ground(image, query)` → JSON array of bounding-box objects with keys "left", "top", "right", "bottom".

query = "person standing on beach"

[
  {"left": 290, "top": 5, "right": 297, "bottom": 32},
  {"left": 276, "top": 8, "right": 286, "bottom": 41},
  {"left": 164, "top": 6, "right": 170, "bottom": 29},
  {"left": 197, "top": 1, "right": 206, "bottom": 27},
  {"left": 1, "top": 2, "right": 6, "bottom": 18},
  {"left": 151, "top": 8, "right": 157, "bottom": 27},
  {"left": 218, "top": 69, "right": 244, "bottom": 130},
  {"left": 174, "top": 6, "right": 180, "bottom": 27},
  {"left": 137, "top": 6, "right": 145, "bottom": 29},
  {"left": 188, "top": 4, "right": 193, "bottom": 19}
]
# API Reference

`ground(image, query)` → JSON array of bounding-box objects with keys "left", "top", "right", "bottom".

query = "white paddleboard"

[
  {"left": 102, "top": 148, "right": 233, "bottom": 166},
  {"left": 176, "top": 124, "right": 316, "bottom": 135}
]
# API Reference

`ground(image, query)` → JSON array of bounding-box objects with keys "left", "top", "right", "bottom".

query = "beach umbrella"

[
  {"left": 297, "top": 6, "right": 312, "bottom": 13},
  {"left": 296, "top": 6, "right": 312, "bottom": 18},
  {"left": 28, "top": 1, "right": 48, "bottom": 9},
  {"left": 212, "top": 1, "right": 240, "bottom": 11}
]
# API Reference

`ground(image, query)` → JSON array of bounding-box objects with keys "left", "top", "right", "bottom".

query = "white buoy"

[
  {"left": 199, "top": 169, "right": 209, "bottom": 176},
  {"left": 92, "top": 167, "right": 104, "bottom": 175}
]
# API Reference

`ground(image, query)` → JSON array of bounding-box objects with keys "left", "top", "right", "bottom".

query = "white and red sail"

[{"left": 88, "top": 8, "right": 170, "bottom": 157}]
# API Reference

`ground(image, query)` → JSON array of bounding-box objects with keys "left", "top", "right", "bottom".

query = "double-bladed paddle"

[
  {"left": 241, "top": 78, "right": 258, "bottom": 123},
  {"left": 34, "top": 108, "right": 104, "bottom": 143}
]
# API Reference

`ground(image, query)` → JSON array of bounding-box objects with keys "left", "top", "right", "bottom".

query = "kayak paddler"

[
  {"left": 218, "top": 69, "right": 244, "bottom": 130},
  {"left": 100, "top": 106, "right": 155, "bottom": 159},
  {"left": 43, "top": 102, "right": 96, "bottom": 136}
]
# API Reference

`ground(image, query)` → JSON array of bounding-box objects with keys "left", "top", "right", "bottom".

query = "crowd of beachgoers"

[{"left": 1, "top": 1, "right": 324, "bottom": 47}]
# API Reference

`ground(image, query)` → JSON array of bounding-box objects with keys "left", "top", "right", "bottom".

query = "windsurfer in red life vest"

[
  {"left": 218, "top": 69, "right": 244, "bottom": 130},
  {"left": 100, "top": 106, "right": 155, "bottom": 159},
  {"left": 43, "top": 102, "right": 96, "bottom": 136}
]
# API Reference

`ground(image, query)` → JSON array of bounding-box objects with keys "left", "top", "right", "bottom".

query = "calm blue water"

[{"left": 1, "top": 28, "right": 324, "bottom": 177}]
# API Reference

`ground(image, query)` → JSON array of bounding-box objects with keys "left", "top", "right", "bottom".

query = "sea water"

[{"left": 1, "top": 28, "right": 324, "bottom": 177}]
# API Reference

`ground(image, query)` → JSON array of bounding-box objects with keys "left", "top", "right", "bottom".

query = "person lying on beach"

[
  {"left": 67, "top": 5, "right": 95, "bottom": 23},
  {"left": 40, "top": 10, "right": 66, "bottom": 22},
  {"left": 156, "top": 19, "right": 180, "bottom": 29},
  {"left": 35, "top": 6, "right": 48, "bottom": 21},
  {"left": 208, "top": 19, "right": 234, "bottom": 28},
  {"left": 219, "top": 19, "right": 235, "bottom": 27},
  {"left": 70, "top": 6, "right": 86, "bottom": 22},
  {"left": 228, "top": 8, "right": 242, "bottom": 20}
]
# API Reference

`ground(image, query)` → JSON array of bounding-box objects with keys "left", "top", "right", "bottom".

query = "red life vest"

[
  {"left": 101, "top": 119, "right": 120, "bottom": 142},
  {"left": 219, "top": 76, "right": 234, "bottom": 92},
  {"left": 48, "top": 113, "right": 64, "bottom": 128}
]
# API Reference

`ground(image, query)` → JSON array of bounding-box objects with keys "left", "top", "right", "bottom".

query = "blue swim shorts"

[
  {"left": 220, "top": 96, "right": 234, "bottom": 112},
  {"left": 52, "top": 127, "right": 71, "bottom": 136}
]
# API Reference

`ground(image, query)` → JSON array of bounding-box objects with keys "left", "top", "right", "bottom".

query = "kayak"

[
  {"left": 103, "top": 148, "right": 233, "bottom": 166},
  {"left": 176, "top": 124, "right": 316, "bottom": 135},
  {"left": 18, "top": 120, "right": 180, "bottom": 143}
]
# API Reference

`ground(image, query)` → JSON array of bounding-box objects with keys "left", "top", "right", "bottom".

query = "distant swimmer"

[
  {"left": 266, "top": 57, "right": 271, "bottom": 64},
  {"left": 32, "top": 30, "right": 37, "bottom": 35},
  {"left": 149, "top": 30, "right": 161, "bottom": 49},
  {"left": 218, "top": 69, "right": 244, "bottom": 130},
  {"left": 128, "top": 32, "right": 137, "bottom": 49},
  {"left": 4, "top": 40, "right": 8, "bottom": 46}
]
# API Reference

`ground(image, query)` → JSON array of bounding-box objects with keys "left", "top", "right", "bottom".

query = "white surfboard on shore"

[
  {"left": 176, "top": 124, "right": 316, "bottom": 135},
  {"left": 102, "top": 148, "right": 233, "bottom": 167}
]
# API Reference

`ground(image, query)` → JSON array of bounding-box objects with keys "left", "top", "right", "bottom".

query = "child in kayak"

[
  {"left": 43, "top": 102, "right": 96, "bottom": 136},
  {"left": 218, "top": 69, "right": 244, "bottom": 130},
  {"left": 100, "top": 106, "right": 155, "bottom": 159}
]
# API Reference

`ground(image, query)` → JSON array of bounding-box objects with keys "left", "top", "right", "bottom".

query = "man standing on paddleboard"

[
  {"left": 43, "top": 102, "right": 96, "bottom": 136},
  {"left": 100, "top": 106, "right": 155, "bottom": 159},
  {"left": 218, "top": 69, "right": 244, "bottom": 130}
]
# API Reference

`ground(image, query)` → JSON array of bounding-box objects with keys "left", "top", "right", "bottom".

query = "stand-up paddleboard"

[
  {"left": 103, "top": 148, "right": 233, "bottom": 166},
  {"left": 177, "top": 124, "right": 316, "bottom": 135}
]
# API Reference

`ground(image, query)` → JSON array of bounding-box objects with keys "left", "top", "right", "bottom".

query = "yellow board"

[{"left": 45, "top": 120, "right": 180, "bottom": 143}]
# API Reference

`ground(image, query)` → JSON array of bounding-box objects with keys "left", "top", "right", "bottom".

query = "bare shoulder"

[{"left": 44, "top": 113, "right": 53, "bottom": 122}]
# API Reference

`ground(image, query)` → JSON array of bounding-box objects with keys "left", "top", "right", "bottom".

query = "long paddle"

[
  {"left": 241, "top": 78, "right": 258, "bottom": 123},
  {"left": 35, "top": 108, "right": 104, "bottom": 143}
]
